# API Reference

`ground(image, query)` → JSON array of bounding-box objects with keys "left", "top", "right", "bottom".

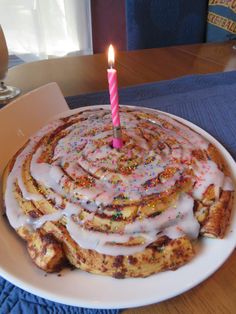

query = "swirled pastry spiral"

[{"left": 2, "top": 107, "right": 234, "bottom": 277}]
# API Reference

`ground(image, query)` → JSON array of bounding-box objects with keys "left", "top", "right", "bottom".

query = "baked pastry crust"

[{"left": 2, "top": 107, "right": 234, "bottom": 277}]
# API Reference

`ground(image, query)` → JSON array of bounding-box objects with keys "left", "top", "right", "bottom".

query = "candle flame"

[{"left": 108, "top": 44, "right": 115, "bottom": 68}]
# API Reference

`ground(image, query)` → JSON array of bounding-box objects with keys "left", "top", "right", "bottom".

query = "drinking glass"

[{"left": 0, "top": 25, "right": 20, "bottom": 104}]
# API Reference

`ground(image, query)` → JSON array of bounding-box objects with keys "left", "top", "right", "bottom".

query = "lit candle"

[{"left": 107, "top": 44, "right": 123, "bottom": 149}]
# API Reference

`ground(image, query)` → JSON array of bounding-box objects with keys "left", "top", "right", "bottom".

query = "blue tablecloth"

[{"left": 1, "top": 70, "right": 236, "bottom": 313}]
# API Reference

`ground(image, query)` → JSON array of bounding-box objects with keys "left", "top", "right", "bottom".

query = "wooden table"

[
  {"left": 4, "top": 41, "right": 236, "bottom": 313},
  {"left": 5, "top": 40, "right": 236, "bottom": 97}
]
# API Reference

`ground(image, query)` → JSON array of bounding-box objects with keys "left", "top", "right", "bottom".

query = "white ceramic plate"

[{"left": 0, "top": 105, "right": 235, "bottom": 309}]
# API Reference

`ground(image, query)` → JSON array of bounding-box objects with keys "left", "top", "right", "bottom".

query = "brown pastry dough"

[{"left": 2, "top": 107, "right": 234, "bottom": 277}]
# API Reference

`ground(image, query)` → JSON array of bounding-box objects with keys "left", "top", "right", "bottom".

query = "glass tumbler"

[{"left": 0, "top": 25, "right": 21, "bottom": 104}]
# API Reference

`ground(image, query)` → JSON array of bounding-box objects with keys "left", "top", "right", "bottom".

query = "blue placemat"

[
  {"left": 8, "top": 55, "right": 25, "bottom": 68},
  {"left": 1, "top": 70, "right": 236, "bottom": 313},
  {"left": 0, "top": 277, "right": 120, "bottom": 314}
]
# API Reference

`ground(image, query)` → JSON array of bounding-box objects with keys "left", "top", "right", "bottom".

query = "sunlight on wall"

[{"left": 0, "top": 0, "right": 93, "bottom": 60}]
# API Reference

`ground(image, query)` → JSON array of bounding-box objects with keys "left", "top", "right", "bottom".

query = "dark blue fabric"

[
  {"left": 67, "top": 70, "right": 236, "bottom": 160},
  {"left": 125, "top": 0, "right": 208, "bottom": 50},
  {"left": 207, "top": 2, "right": 236, "bottom": 42},
  {"left": 1, "top": 70, "right": 236, "bottom": 313},
  {"left": 0, "top": 277, "right": 120, "bottom": 314},
  {"left": 8, "top": 55, "right": 24, "bottom": 68}
]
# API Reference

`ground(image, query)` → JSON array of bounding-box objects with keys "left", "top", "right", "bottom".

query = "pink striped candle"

[{"left": 107, "top": 44, "right": 123, "bottom": 149}]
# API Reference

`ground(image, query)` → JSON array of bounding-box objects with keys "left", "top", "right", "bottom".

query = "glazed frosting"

[{"left": 4, "top": 108, "right": 234, "bottom": 256}]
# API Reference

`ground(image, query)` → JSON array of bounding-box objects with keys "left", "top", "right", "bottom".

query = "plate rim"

[{"left": 0, "top": 104, "right": 235, "bottom": 309}]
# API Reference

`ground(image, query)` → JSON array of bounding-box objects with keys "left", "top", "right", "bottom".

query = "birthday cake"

[{"left": 2, "top": 107, "right": 234, "bottom": 277}]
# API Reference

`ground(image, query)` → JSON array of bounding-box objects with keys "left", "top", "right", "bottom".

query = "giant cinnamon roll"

[{"left": 2, "top": 107, "right": 234, "bottom": 277}]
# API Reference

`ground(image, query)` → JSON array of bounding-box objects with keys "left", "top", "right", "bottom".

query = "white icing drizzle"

[
  {"left": 67, "top": 194, "right": 199, "bottom": 256},
  {"left": 4, "top": 108, "right": 234, "bottom": 256},
  {"left": 32, "top": 202, "right": 80, "bottom": 229},
  {"left": 193, "top": 160, "right": 225, "bottom": 200},
  {"left": 17, "top": 175, "right": 43, "bottom": 202},
  {"left": 223, "top": 176, "right": 234, "bottom": 191},
  {"left": 67, "top": 217, "right": 154, "bottom": 256},
  {"left": 158, "top": 113, "right": 209, "bottom": 150},
  {"left": 5, "top": 120, "right": 63, "bottom": 229},
  {"left": 125, "top": 194, "right": 199, "bottom": 238}
]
